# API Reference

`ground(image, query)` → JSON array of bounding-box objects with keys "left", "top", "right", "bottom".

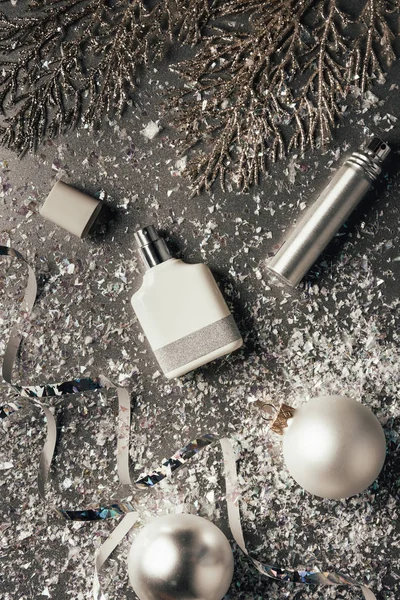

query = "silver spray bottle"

[{"left": 267, "top": 138, "right": 390, "bottom": 287}]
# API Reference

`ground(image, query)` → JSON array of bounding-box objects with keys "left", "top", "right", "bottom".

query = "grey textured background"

[{"left": 0, "top": 7, "right": 400, "bottom": 600}]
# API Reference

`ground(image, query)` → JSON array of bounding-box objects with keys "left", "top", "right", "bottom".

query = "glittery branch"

[
  {"left": 0, "top": 0, "right": 103, "bottom": 152},
  {"left": 0, "top": 0, "right": 398, "bottom": 188},
  {"left": 289, "top": 0, "right": 349, "bottom": 152},
  {"left": 349, "top": 0, "right": 398, "bottom": 93},
  {"left": 171, "top": 0, "right": 399, "bottom": 192},
  {"left": 0, "top": 0, "right": 215, "bottom": 153},
  {"left": 171, "top": 0, "right": 313, "bottom": 192}
]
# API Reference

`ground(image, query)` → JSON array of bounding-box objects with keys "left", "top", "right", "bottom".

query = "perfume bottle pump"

[
  {"left": 267, "top": 137, "right": 391, "bottom": 287},
  {"left": 131, "top": 226, "right": 243, "bottom": 379}
]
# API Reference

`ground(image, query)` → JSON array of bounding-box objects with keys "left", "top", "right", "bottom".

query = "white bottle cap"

[{"left": 40, "top": 180, "right": 102, "bottom": 238}]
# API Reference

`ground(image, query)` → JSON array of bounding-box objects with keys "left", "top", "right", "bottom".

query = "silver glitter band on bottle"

[{"left": 154, "top": 314, "right": 241, "bottom": 374}]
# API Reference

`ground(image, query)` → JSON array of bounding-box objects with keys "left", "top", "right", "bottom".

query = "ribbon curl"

[{"left": 0, "top": 246, "right": 135, "bottom": 517}]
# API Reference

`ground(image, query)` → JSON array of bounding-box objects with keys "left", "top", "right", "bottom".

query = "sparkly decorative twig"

[
  {"left": 0, "top": 0, "right": 215, "bottom": 153},
  {"left": 171, "top": 0, "right": 314, "bottom": 192},
  {"left": 0, "top": 0, "right": 398, "bottom": 190},
  {"left": 352, "top": 0, "right": 398, "bottom": 93},
  {"left": 171, "top": 0, "right": 399, "bottom": 192}
]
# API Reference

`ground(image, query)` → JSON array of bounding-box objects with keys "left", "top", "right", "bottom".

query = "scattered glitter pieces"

[{"left": 140, "top": 122, "right": 162, "bottom": 140}]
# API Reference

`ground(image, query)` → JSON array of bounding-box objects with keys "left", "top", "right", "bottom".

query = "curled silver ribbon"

[
  {"left": 94, "top": 437, "right": 377, "bottom": 600},
  {"left": 0, "top": 246, "right": 132, "bottom": 518}
]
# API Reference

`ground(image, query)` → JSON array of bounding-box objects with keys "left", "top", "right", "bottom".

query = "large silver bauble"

[
  {"left": 282, "top": 395, "right": 386, "bottom": 499},
  {"left": 127, "top": 514, "right": 234, "bottom": 600}
]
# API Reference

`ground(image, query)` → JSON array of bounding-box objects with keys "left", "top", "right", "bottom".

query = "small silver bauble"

[
  {"left": 127, "top": 513, "right": 234, "bottom": 600},
  {"left": 273, "top": 395, "right": 386, "bottom": 499}
]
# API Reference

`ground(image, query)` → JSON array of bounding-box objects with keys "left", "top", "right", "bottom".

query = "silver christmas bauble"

[
  {"left": 127, "top": 514, "right": 234, "bottom": 600},
  {"left": 282, "top": 395, "right": 386, "bottom": 499}
]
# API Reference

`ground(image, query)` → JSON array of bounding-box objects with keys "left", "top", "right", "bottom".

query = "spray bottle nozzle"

[
  {"left": 365, "top": 137, "right": 391, "bottom": 162},
  {"left": 134, "top": 226, "right": 171, "bottom": 270}
]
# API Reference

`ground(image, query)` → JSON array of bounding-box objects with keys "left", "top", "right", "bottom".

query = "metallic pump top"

[
  {"left": 346, "top": 137, "right": 391, "bottom": 181},
  {"left": 364, "top": 137, "right": 391, "bottom": 162},
  {"left": 134, "top": 225, "right": 171, "bottom": 270}
]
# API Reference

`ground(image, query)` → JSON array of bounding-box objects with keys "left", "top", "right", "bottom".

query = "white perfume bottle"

[{"left": 131, "top": 226, "right": 243, "bottom": 379}]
